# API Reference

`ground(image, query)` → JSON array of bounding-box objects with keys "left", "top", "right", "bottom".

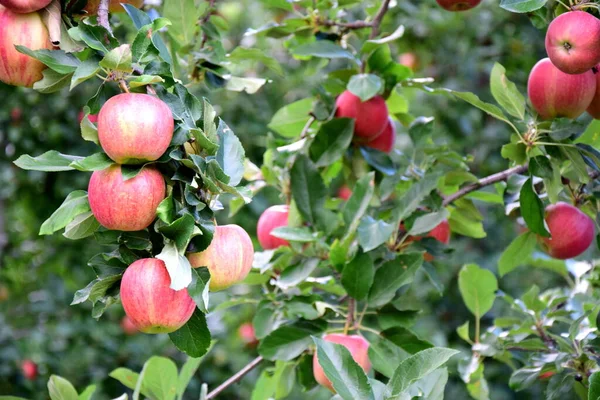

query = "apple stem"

[
  {"left": 344, "top": 297, "right": 356, "bottom": 334},
  {"left": 206, "top": 356, "right": 264, "bottom": 399},
  {"left": 119, "top": 80, "right": 130, "bottom": 93}
]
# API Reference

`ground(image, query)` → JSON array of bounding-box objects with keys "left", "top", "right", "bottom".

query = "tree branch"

[
  {"left": 97, "top": 0, "right": 112, "bottom": 34},
  {"left": 344, "top": 298, "right": 355, "bottom": 334},
  {"left": 369, "top": 0, "right": 392, "bottom": 39},
  {"left": 206, "top": 356, "right": 264, "bottom": 399}
]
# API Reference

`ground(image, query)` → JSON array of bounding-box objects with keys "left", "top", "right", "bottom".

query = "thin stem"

[
  {"left": 206, "top": 356, "right": 264, "bottom": 399},
  {"left": 369, "top": 0, "right": 392, "bottom": 39},
  {"left": 97, "top": 0, "right": 112, "bottom": 34},
  {"left": 355, "top": 302, "right": 369, "bottom": 328},
  {"left": 344, "top": 298, "right": 356, "bottom": 334},
  {"left": 475, "top": 317, "right": 480, "bottom": 344},
  {"left": 118, "top": 80, "right": 130, "bottom": 93},
  {"left": 357, "top": 325, "right": 381, "bottom": 335}
]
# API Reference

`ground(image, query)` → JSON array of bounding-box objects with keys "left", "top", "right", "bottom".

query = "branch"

[
  {"left": 206, "top": 356, "right": 264, "bottom": 399},
  {"left": 97, "top": 0, "right": 112, "bottom": 34},
  {"left": 344, "top": 298, "right": 355, "bottom": 334},
  {"left": 200, "top": 0, "right": 217, "bottom": 48},
  {"left": 369, "top": 0, "right": 392, "bottom": 39}
]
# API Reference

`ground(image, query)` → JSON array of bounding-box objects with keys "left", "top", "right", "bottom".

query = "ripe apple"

[
  {"left": 363, "top": 118, "right": 396, "bottom": 153},
  {"left": 238, "top": 322, "right": 258, "bottom": 347},
  {"left": 338, "top": 185, "right": 352, "bottom": 201},
  {"left": 335, "top": 90, "right": 389, "bottom": 140},
  {"left": 121, "top": 315, "right": 138, "bottom": 335},
  {"left": 257, "top": 205, "right": 290, "bottom": 249},
  {"left": 88, "top": 164, "right": 166, "bottom": 231},
  {"left": 0, "top": 0, "right": 50, "bottom": 12},
  {"left": 539, "top": 202, "right": 595, "bottom": 260},
  {"left": 187, "top": 224, "right": 254, "bottom": 291},
  {"left": 21, "top": 360, "right": 37, "bottom": 380},
  {"left": 313, "top": 334, "right": 371, "bottom": 392},
  {"left": 80, "top": 0, "right": 143, "bottom": 15},
  {"left": 428, "top": 220, "right": 451, "bottom": 245},
  {"left": 527, "top": 58, "right": 596, "bottom": 120},
  {"left": 0, "top": 6, "right": 51, "bottom": 87},
  {"left": 98, "top": 93, "right": 174, "bottom": 164},
  {"left": 545, "top": 11, "right": 600, "bottom": 75},
  {"left": 435, "top": 0, "right": 481, "bottom": 11},
  {"left": 120, "top": 258, "right": 196, "bottom": 334},
  {"left": 78, "top": 110, "right": 98, "bottom": 124},
  {"left": 587, "top": 67, "right": 600, "bottom": 119},
  {"left": 398, "top": 52, "right": 419, "bottom": 71},
  {"left": 539, "top": 371, "right": 555, "bottom": 380}
]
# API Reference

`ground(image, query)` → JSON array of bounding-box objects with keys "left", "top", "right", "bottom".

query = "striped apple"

[
  {"left": 257, "top": 205, "right": 290, "bottom": 249},
  {"left": 0, "top": 0, "right": 50, "bottom": 13}
]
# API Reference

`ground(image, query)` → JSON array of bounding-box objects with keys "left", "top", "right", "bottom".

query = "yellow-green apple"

[
  {"left": 587, "top": 67, "right": 600, "bottom": 119},
  {"left": 238, "top": 322, "right": 258, "bottom": 347},
  {"left": 21, "top": 360, "right": 37, "bottom": 380},
  {"left": 338, "top": 185, "right": 352, "bottom": 201},
  {"left": 398, "top": 52, "right": 419, "bottom": 71},
  {"left": 0, "top": 0, "right": 50, "bottom": 12},
  {"left": 79, "top": 0, "right": 143, "bottom": 15},
  {"left": 435, "top": 0, "right": 481, "bottom": 11},
  {"left": 88, "top": 164, "right": 165, "bottom": 231},
  {"left": 187, "top": 224, "right": 254, "bottom": 291},
  {"left": 257, "top": 205, "right": 290, "bottom": 249},
  {"left": 120, "top": 258, "right": 195, "bottom": 334},
  {"left": 120, "top": 315, "right": 138, "bottom": 335},
  {"left": 545, "top": 11, "right": 600, "bottom": 75},
  {"left": 539, "top": 202, "right": 595, "bottom": 259},
  {"left": 527, "top": 58, "right": 596, "bottom": 120},
  {"left": 363, "top": 118, "right": 396, "bottom": 153},
  {"left": 335, "top": 90, "right": 389, "bottom": 140},
  {"left": 0, "top": 6, "right": 51, "bottom": 87},
  {"left": 98, "top": 93, "right": 174, "bottom": 164},
  {"left": 313, "top": 334, "right": 371, "bottom": 392}
]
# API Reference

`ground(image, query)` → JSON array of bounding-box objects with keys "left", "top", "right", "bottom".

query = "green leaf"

[
  {"left": 71, "top": 275, "right": 122, "bottom": 306},
  {"left": 498, "top": 231, "right": 538, "bottom": 276},
  {"left": 456, "top": 321, "right": 472, "bottom": 344},
  {"left": 32, "top": 68, "right": 73, "bottom": 93},
  {"left": 15, "top": 46, "right": 79, "bottom": 74},
  {"left": 520, "top": 177, "right": 549, "bottom": 237},
  {"left": 393, "top": 173, "right": 442, "bottom": 224},
  {"left": 381, "top": 327, "right": 434, "bottom": 354},
  {"left": 408, "top": 210, "right": 449, "bottom": 236},
  {"left": 290, "top": 155, "right": 326, "bottom": 226},
  {"left": 268, "top": 98, "right": 314, "bottom": 138},
  {"left": 169, "top": 309, "right": 211, "bottom": 358},
  {"left": 129, "top": 75, "right": 165, "bottom": 88},
  {"left": 156, "top": 241, "right": 193, "bottom": 291},
  {"left": 489, "top": 63, "right": 525, "bottom": 120},
  {"left": 177, "top": 353, "right": 211, "bottom": 399},
  {"left": 80, "top": 108, "right": 99, "bottom": 144},
  {"left": 63, "top": 212, "right": 101, "bottom": 240},
  {"left": 589, "top": 371, "right": 600, "bottom": 400},
  {"left": 258, "top": 319, "right": 327, "bottom": 361},
  {"left": 158, "top": 213, "right": 196, "bottom": 252},
  {"left": 216, "top": 121, "right": 245, "bottom": 186},
  {"left": 109, "top": 368, "right": 144, "bottom": 393},
  {"left": 458, "top": 264, "right": 498, "bottom": 318},
  {"left": 362, "top": 25, "right": 405, "bottom": 54},
  {"left": 499, "top": 0, "right": 546, "bottom": 13},
  {"left": 347, "top": 74, "right": 383, "bottom": 102},
  {"left": 271, "top": 227, "right": 319, "bottom": 242},
  {"left": 529, "top": 156, "right": 554, "bottom": 179},
  {"left": 448, "top": 90, "right": 512, "bottom": 127},
  {"left": 71, "top": 56, "right": 101, "bottom": 90},
  {"left": 163, "top": 0, "right": 204, "bottom": 45},
  {"left": 40, "top": 191, "right": 90, "bottom": 235},
  {"left": 357, "top": 217, "right": 395, "bottom": 252},
  {"left": 313, "top": 337, "right": 375, "bottom": 400},
  {"left": 310, "top": 118, "right": 354, "bottom": 167},
  {"left": 99, "top": 44, "right": 133, "bottom": 72},
  {"left": 77, "top": 385, "right": 96, "bottom": 400},
  {"left": 344, "top": 172, "right": 375, "bottom": 232},
  {"left": 71, "top": 24, "right": 118, "bottom": 53},
  {"left": 292, "top": 41, "right": 357, "bottom": 62},
  {"left": 139, "top": 356, "right": 178, "bottom": 400},
  {"left": 368, "top": 253, "right": 423, "bottom": 307},
  {"left": 14, "top": 150, "right": 80, "bottom": 171},
  {"left": 228, "top": 47, "right": 283, "bottom": 76},
  {"left": 69, "top": 153, "right": 113, "bottom": 172},
  {"left": 341, "top": 253, "right": 375, "bottom": 301},
  {"left": 278, "top": 258, "right": 319, "bottom": 289},
  {"left": 188, "top": 267, "right": 211, "bottom": 313},
  {"left": 48, "top": 375, "right": 79, "bottom": 400}
]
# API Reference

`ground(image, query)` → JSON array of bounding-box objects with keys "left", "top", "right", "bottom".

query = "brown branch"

[
  {"left": 206, "top": 356, "right": 264, "bottom": 399},
  {"left": 344, "top": 298, "right": 355, "bottom": 334},
  {"left": 200, "top": 0, "right": 217, "bottom": 48},
  {"left": 369, "top": 0, "right": 392, "bottom": 39},
  {"left": 97, "top": 0, "right": 112, "bottom": 34}
]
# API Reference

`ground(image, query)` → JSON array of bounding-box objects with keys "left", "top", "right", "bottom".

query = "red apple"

[
  {"left": 313, "top": 334, "right": 371, "bottom": 392},
  {"left": 527, "top": 58, "right": 596, "bottom": 120},
  {"left": 539, "top": 202, "right": 595, "bottom": 260},
  {"left": 363, "top": 118, "right": 396, "bottom": 153},
  {"left": 98, "top": 93, "right": 174, "bottom": 164},
  {"left": 545, "top": 11, "right": 600, "bottom": 75},
  {"left": 80, "top": 0, "right": 143, "bottom": 14},
  {"left": 398, "top": 52, "right": 419, "bottom": 71},
  {"left": 335, "top": 90, "right": 389, "bottom": 140},
  {"left": 78, "top": 110, "right": 98, "bottom": 124},
  {"left": 539, "top": 371, "right": 555, "bottom": 380},
  {"left": 428, "top": 220, "right": 451, "bottom": 245},
  {"left": 338, "top": 185, "right": 352, "bottom": 201},
  {"left": 257, "top": 205, "right": 290, "bottom": 249},
  {"left": 21, "top": 360, "right": 37, "bottom": 380},
  {"left": 238, "top": 322, "right": 258, "bottom": 346},
  {"left": 120, "top": 315, "right": 138, "bottom": 335},
  {"left": 88, "top": 164, "right": 165, "bottom": 231},
  {"left": 0, "top": 6, "right": 51, "bottom": 87},
  {"left": 587, "top": 67, "right": 600, "bottom": 119},
  {"left": 0, "top": 0, "right": 50, "bottom": 13},
  {"left": 435, "top": 0, "right": 481, "bottom": 11},
  {"left": 120, "top": 258, "right": 195, "bottom": 334},
  {"left": 187, "top": 224, "right": 254, "bottom": 291}
]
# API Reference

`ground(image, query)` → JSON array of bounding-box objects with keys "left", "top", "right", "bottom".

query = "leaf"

[
  {"left": 520, "top": 177, "right": 549, "bottom": 237},
  {"left": 163, "top": 0, "right": 204, "bottom": 45},
  {"left": 381, "top": 327, "right": 434, "bottom": 354},
  {"left": 489, "top": 63, "right": 525, "bottom": 120},
  {"left": 344, "top": 172, "right": 375, "bottom": 232},
  {"left": 33, "top": 69, "right": 73, "bottom": 93},
  {"left": 270, "top": 227, "right": 319, "bottom": 242},
  {"left": 71, "top": 56, "right": 100, "bottom": 90},
  {"left": 309, "top": 118, "right": 354, "bottom": 167},
  {"left": 69, "top": 153, "right": 113, "bottom": 172},
  {"left": 129, "top": 75, "right": 165, "bottom": 88},
  {"left": 216, "top": 121, "right": 245, "bottom": 186},
  {"left": 290, "top": 155, "right": 326, "bottom": 226},
  {"left": 15, "top": 46, "right": 79, "bottom": 74},
  {"left": 458, "top": 264, "right": 498, "bottom": 318},
  {"left": 268, "top": 98, "right": 314, "bottom": 138},
  {"left": 499, "top": 0, "right": 546, "bottom": 13},
  {"left": 258, "top": 319, "right": 327, "bottom": 361},
  {"left": 292, "top": 41, "right": 357, "bottom": 62},
  {"left": 368, "top": 253, "right": 423, "bottom": 307},
  {"left": 40, "top": 191, "right": 90, "bottom": 235},
  {"left": 138, "top": 357, "right": 178, "bottom": 400},
  {"left": 168, "top": 309, "right": 211, "bottom": 357},
  {"left": 362, "top": 25, "right": 405, "bottom": 54},
  {"left": 77, "top": 385, "right": 96, "bottom": 400},
  {"left": 357, "top": 217, "right": 395, "bottom": 252},
  {"left": 48, "top": 375, "right": 79, "bottom": 400},
  {"left": 341, "top": 253, "right": 375, "bottom": 301},
  {"left": 228, "top": 47, "right": 283, "bottom": 76},
  {"left": 313, "top": 337, "right": 375, "bottom": 400},
  {"left": 177, "top": 353, "right": 211, "bottom": 399},
  {"left": 589, "top": 371, "right": 600, "bottom": 400},
  {"left": 99, "top": 44, "right": 133, "bottom": 72},
  {"left": 63, "top": 212, "right": 101, "bottom": 240},
  {"left": 393, "top": 173, "right": 442, "bottom": 223},
  {"left": 448, "top": 90, "right": 512, "bottom": 126},
  {"left": 14, "top": 150, "right": 80, "bottom": 171},
  {"left": 278, "top": 258, "right": 319, "bottom": 289},
  {"left": 408, "top": 210, "right": 449, "bottom": 236},
  {"left": 498, "top": 231, "right": 538, "bottom": 276},
  {"left": 347, "top": 74, "right": 384, "bottom": 102},
  {"left": 156, "top": 241, "right": 193, "bottom": 291},
  {"left": 187, "top": 267, "right": 211, "bottom": 313}
]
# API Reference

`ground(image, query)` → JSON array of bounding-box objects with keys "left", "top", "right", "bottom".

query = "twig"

[
  {"left": 200, "top": 0, "right": 217, "bottom": 48},
  {"left": 206, "top": 356, "right": 264, "bottom": 399},
  {"left": 344, "top": 298, "right": 355, "bottom": 334},
  {"left": 97, "top": 0, "right": 112, "bottom": 35},
  {"left": 369, "top": 0, "right": 392, "bottom": 39}
]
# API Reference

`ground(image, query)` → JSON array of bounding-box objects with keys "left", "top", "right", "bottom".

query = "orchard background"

[{"left": 2, "top": 0, "right": 600, "bottom": 399}]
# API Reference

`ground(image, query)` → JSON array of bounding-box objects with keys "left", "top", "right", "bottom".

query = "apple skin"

[
  {"left": 398, "top": 52, "right": 418, "bottom": 71},
  {"left": 313, "top": 334, "right": 371, "bottom": 392},
  {"left": 120, "top": 258, "right": 196, "bottom": 334},
  {"left": 527, "top": 58, "right": 596, "bottom": 120},
  {"left": 0, "top": 6, "right": 51, "bottom": 87},
  {"left": 0, "top": 0, "right": 50, "bottom": 13},
  {"left": 545, "top": 11, "right": 600, "bottom": 75},
  {"left": 80, "top": 0, "right": 143, "bottom": 15},
  {"left": 121, "top": 315, "right": 138, "bottom": 335},
  {"left": 88, "top": 164, "right": 166, "bottom": 232},
  {"left": 78, "top": 110, "right": 98, "bottom": 124},
  {"left": 21, "top": 360, "right": 37, "bottom": 380},
  {"left": 98, "top": 93, "right": 174, "bottom": 164},
  {"left": 435, "top": 0, "right": 481, "bottom": 11},
  {"left": 429, "top": 220, "right": 451, "bottom": 245},
  {"left": 363, "top": 118, "right": 396, "bottom": 153},
  {"left": 335, "top": 91, "right": 389, "bottom": 140},
  {"left": 338, "top": 185, "right": 352, "bottom": 201},
  {"left": 257, "top": 205, "right": 290, "bottom": 249},
  {"left": 187, "top": 224, "right": 254, "bottom": 291},
  {"left": 587, "top": 67, "right": 600, "bottom": 119},
  {"left": 540, "top": 202, "right": 595, "bottom": 260},
  {"left": 239, "top": 322, "right": 258, "bottom": 347}
]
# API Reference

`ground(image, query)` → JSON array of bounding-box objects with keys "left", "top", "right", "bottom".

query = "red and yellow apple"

[
  {"left": 539, "top": 202, "right": 595, "bottom": 260},
  {"left": 0, "top": 6, "right": 51, "bottom": 87},
  {"left": 363, "top": 118, "right": 396, "bottom": 153},
  {"left": 239, "top": 322, "right": 258, "bottom": 347},
  {"left": 120, "top": 315, "right": 138, "bottom": 335},
  {"left": 0, "top": 0, "right": 50, "bottom": 13},
  {"left": 98, "top": 93, "right": 174, "bottom": 164},
  {"left": 335, "top": 90, "right": 389, "bottom": 140},
  {"left": 187, "top": 224, "right": 254, "bottom": 291},
  {"left": 21, "top": 360, "right": 37, "bottom": 380},
  {"left": 435, "top": 0, "right": 481, "bottom": 11},
  {"left": 313, "top": 334, "right": 371, "bottom": 392},
  {"left": 88, "top": 164, "right": 165, "bottom": 231},
  {"left": 587, "top": 67, "right": 600, "bottom": 119},
  {"left": 545, "top": 11, "right": 600, "bottom": 75},
  {"left": 527, "top": 58, "right": 596, "bottom": 120},
  {"left": 257, "top": 205, "right": 290, "bottom": 249},
  {"left": 120, "top": 258, "right": 195, "bottom": 334}
]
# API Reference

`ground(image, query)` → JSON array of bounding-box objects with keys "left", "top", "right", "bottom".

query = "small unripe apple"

[
  {"left": 88, "top": 164, "right": 166, "bottom": 231},
  {"left": 587, "top": 67, "right": 600, "bottom": 119},
  {"left": 539, "top": 202, "right": 595, "bottom": 260},
  {"left": 21, "top": 360, "right": 37, "bottom": 380},
  {"left": 313, "top": 334, "right": 371, "bottom": 392},
  {"left": 545, "top": 11, "right": 600, "bottom": 75},
  {"left": 98, "top": 93, "right": 174, "bottom": 164},
  {"left": 120, "top": 315, "right": 138, "bottom": 335},
  {"left": 257, "top": 205, "right": 290, "bottom": 249},
  {"left": 238, "top": 322, "right": 258, "bottom": 347},
  {"left": 120, "top": 258, "right": 196, "bottom": 334},
  {"left": 363, "top": 118, "right": 396, "bottom": 153},
  {"left": 435, "top": 0, "right": 481, "bottom": 11},
  {"left": 187, "top": 224, "right": 254, "bottom": 291},
  {"left": 527, "top": 58, "right": 596, "bottom": 120},
  {"left": 80, "top": 0, "right": 143, "bottom": 15},
  {"left": 338, "top": 185, "right": 352, "bottom": 201},
  {"left": 0, "top": 6, "right": 51, "bottom": 87},
  {"left": 398, "top": 52, "right": 419, "bottom": 71},
  {"left": 0, "top": 0, "right": 50, "bottom": 12},
  {"left": 335, "top": 91, "right": 389, "bottom": 140}
]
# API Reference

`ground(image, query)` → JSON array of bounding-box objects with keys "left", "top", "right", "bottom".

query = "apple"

[
  {"left": 21, "top": 360, "right": 37, "bottom": 380},
  {"left": 539, "top": 202, "right": 595, "bottom": 260},
  {"left": 0, "top": 0, "right": 50, "bottom": 12},
  {"left": 338, "top": 185, "right": 352, "bottom": 201},
  {"left": 363, "top": 118, "right": 396, "bottom": 153},
  {"left": 398, "top": 52, "right": 419, "bottom": 71},
  {"left": 545, "top": 11, "right": 600, "bottom": 75},
  {"left": 78, "top": 110, "right": 98, "bottom": 124},
  {"left": 527, "top": 58, "right": 596, "bottom": 120},
  {"left": 0, "top": 6, "right": 51, "bottom": 87},
  {"left": 98, "top": 93, "right": 174, "bottom": 164},
  {"left": 313, "top": 334, "right": 371, "bottom": 392},
  {"left": 587, "top": 67, "right": 600, "bottom": 119},
  {"left": 88, "top": 164, "right": 166, "bottom": 231},
  {"left": 428, "top": 219, "right": 451, "bottom": 245},
  {"left": 187, "top": 224, "right": 254, "bottom": 291},
  {"left": 80, "top": 0, "right": 143, "bottom": 15},
  {"left": 335, "top": 90, "right": 389, "bottom": 140},
  {"left": 539, "top": 371, "right": 555, "bottom": 380},
  {"left": 435, "top": 0, "right": 481, "bottom": 11},
  {"left": 239, "top": 322, "right": 258, "bottom": 347},
  {"left": 120, "top": 315, "right": 138, "bottom": 335},
  {"left": 257, "top": 205, "right": 290, "bottom": 249},
  {"left": 10, "top": 107, "right": 22, "bottom": 124},
  {"left": 120, "top": 258, "right": 196, "bottom": 334}
]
